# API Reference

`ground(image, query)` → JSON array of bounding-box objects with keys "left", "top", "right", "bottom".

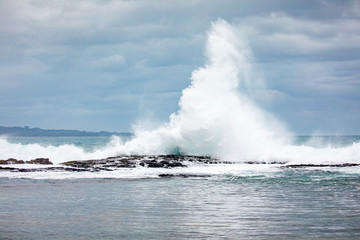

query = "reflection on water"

[{"left": 1, "top": 171, "right": 360, "bottom": 239}]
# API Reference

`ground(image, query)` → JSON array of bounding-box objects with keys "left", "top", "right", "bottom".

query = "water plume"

[
  {"left": 116, "top": 19, "right": 360, "bottom": 164},
  {"left": 118, "top": 19, "right": 289, "bottom": 161}
]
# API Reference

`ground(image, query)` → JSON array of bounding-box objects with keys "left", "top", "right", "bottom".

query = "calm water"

[{"left": 1, "top": 171, "right": 360, "bottom": 239}]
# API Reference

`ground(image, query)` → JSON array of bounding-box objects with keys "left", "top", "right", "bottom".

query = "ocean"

[{"left": 1, "top": 136, "right": 360, "bottom": 239}]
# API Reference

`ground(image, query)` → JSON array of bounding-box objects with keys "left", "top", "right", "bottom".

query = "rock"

[
  {"left": 167, "top": 162, "right": 184, "bottom": 167},
  {"left": 282, "top": 163, "right": 360, "bottom": 168},
  {"left": 62, "top": 158, "right": 136, "bottom": 169},
  {"left": 0, "top": 155, "right": 233, "bottom": 173},
  {"left": 0, "top": 158, "right": 54, "bottom": 165},
  {"left": 140, "top": 159, "right": 185, "bottom": 168},
  {"left": 0, "top": 166, "right": 17, "bottom": 171},
  {"left": 26, "top": 158, "right": 53, "bottom": 165},
  {"left": 0, "top": 158, "right": 25, "bottom": 164},
  {"left": 158, "top": 173, "right": 212, "bottom": 178},
  {"left": 146, "top": 160, "right": 166, "bottom": 168}
]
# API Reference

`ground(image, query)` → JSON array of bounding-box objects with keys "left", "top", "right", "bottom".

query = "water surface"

[{"left": 1, "top": 170, "right": 360, "bottom": 239}]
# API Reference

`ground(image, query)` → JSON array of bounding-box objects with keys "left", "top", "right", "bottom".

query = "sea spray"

[
  {"left": 117, "top": 19, "right": 290, "bottom": 160},
  {"left": 110, "top": 19, "right": 360, "bottom": 163}
]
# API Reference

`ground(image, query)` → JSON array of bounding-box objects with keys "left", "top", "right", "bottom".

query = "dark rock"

[
  {"left": 17, "top": 168, "right": 36, "bottom": 172},
  {"left": 0, "top": 158, "right": 25, "bottom": 164},
  {"left": 0, "top": 165, "right": 96, "bottom": 172},
  {"left": 168, "top": 162, "right": 184, "bottom": 168},
  {"left": 1, "top": 155, "right": 233, "bottom": 173},
  {"left": 61, "top": 167, "right": 89, "bottom": 172},
  {"left": 244, "top": 161, "right": 281, "bottom": 165},
  {"left": 0, "top": 166, "right": 17, "bottom": 171},
  {"left": 158, "top": 173, "right": 212, "bottom": 178},
  {"left": 282, "top": 163, "right": 360, "bottom": 168},
  {"left": 139, "top": 159, "right": 185, "bottom": 168},
  {"left": 26, "top": 158, "right": 53, "bottom": 165},
  {"left": 147, "top": 161, "right": 166, "bottom": 168}
]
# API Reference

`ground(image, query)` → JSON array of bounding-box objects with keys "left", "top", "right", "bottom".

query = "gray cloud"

[
  {"left": 229, "top": 8, "right": 360, "bottom": 132},
  {"left": 0, "top": 0, "right": 359, "bottom": 133}
]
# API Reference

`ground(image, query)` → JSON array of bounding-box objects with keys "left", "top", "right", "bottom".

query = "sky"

[{"left": 0, "top": 0, "right": 359, "bottom": 134}]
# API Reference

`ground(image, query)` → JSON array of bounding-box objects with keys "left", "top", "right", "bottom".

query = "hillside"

[{"left": 0, "top": 126, "right": 132, "bottom": 137}]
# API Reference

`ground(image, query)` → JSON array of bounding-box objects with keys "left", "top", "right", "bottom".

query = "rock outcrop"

[
  {"left": 0, "top": 158, "right": 53, "bottom": 165},
  {"left": 0, "top": 158, "right": 25, "bottom": 164},
  {"left": 0, "top": 155, "right": 228, "bottom": 173},
  {"left": 1, "top": 155, "right": 359, "bottom": 175}
]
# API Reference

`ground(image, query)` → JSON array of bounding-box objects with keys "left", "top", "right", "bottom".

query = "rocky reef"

[
  {"left": 0, "top": 158, "right": 53, "bottom": 165},
  {"left": 281, "top": 163, "right": 360, "bottom": 168},
  {"left": 1, "top": 155, "right": 359, "bottom": 175},
  {"left": 0, "top": 155, "right": 231, "bottom": 173}
]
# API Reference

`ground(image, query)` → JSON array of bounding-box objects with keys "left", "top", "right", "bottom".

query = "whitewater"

[{"left": 1, "top": 19, "right": 360, "bottom": 170}]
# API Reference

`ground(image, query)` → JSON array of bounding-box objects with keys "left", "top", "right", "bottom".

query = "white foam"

[
  {"left": 0, "top": 163, "right": 280, "bottom": 180},
  {"left": 0, "top": 136, "right": 126, "bottom": 164}
]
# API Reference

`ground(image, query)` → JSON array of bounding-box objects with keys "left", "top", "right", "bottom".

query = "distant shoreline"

[{"left": 0, "top": 126, "right": 132, "bottom": 137}]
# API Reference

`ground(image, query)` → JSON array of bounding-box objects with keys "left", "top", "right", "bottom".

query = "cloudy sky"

[{"left": 1, "top": 0, "right": 359, "bottom": 134}]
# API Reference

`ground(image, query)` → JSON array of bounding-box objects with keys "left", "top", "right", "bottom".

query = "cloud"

[
  {"left": 228, "top": 8, "right": 360, "bottom": 134},
  {"left": 0, "top": 0, "right": 360, "bottom": 133},
  {"left": 233, "top": 11, "right": 360, "bottom": 95},
  {"left": 88, "top": 54, "right": 126, "bottom": 71},
  {"left": 238, "top": 12, "right": 360, "bottom": 56}
]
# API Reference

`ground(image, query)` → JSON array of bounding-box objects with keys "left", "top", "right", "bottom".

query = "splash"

[
  {"left": 114, "top": 19, "right": 360, "bottom": 164},
  {"left": 116, "top": 19, "right": 289, "bottom": 160}
]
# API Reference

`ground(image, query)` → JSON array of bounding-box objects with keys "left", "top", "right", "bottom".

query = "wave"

[
  {"left": 1, "top": 19, "right": 360, "bottom": 165},
  {"left": 0, "top": 136, "right": 125, "bottom": 164}
]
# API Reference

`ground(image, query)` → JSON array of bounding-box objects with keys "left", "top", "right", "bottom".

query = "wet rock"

[
  {"left": 282, "top": 163, "right": 360, "bottom": 168},
  {"left": 0, "top": 166, "right": 17, "bottom": 171},
  {"left": 158, "top": 173, "right": 212, "bottom": 178},
  {"left": 168, "top": 162, "right": 184, "bottom": 168},
  {"left": 0, "top": 158, "right": 53, "bottom": 165},
  {"left": 0, "top": 166, "right": 95, "bottom": 172},
  {"left": 62, "top": 158, "right": 137, "bottom": 169},
  {"left": 146, "top": 160, "right": 166, "bottom": 168},
  {"left": 0, "top": 158, "right": 25, "bottom": 164},
  {"left": 1, "top": 155, "right": 232, "bottom": 173},
  {"left": 140, "top": 159, "right": 185, "bottom": 168},
  {"left": 244, "top": 161, "right": 267, "bottom": 164},
  {"left": 26, "top": 158, "right": 53, "bottom": 165}
]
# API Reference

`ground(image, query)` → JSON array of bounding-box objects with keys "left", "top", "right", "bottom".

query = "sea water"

[
  {"left": 1, "top": 168, "right": 360, "bottom": 239},
  {"left": 4, "top": 136, "right": 113, "bottom": 152},
  {"left": 1, "top": 136, "right": 360, "bottom": 239},
  {"left": 1, "top": 19, "right": 360, "bottom": 239}
]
